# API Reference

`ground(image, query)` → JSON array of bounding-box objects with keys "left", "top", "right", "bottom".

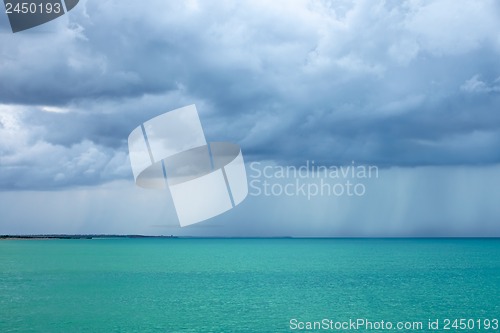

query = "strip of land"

[{"left": 0, "top": 235, "right": 178, "bottom": 240}]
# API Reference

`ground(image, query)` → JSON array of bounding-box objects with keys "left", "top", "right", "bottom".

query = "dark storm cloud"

[{"left": 1, "top": 0, "right": 500, "bottom": 189}]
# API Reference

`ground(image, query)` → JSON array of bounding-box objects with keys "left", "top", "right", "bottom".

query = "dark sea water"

[{"left": 0, "top": 238, "right": 499, "bottom": 332}]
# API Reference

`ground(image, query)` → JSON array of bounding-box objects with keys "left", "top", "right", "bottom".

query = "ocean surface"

[{"left": 0, "top": 238, "right": 499, "bottom": 332}]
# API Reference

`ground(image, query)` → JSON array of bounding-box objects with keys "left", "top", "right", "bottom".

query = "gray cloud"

[{"left": 1, "top": 0, "right": 500, "bottom": 190}]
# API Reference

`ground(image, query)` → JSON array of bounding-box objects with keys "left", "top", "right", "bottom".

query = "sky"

[{"left": 1, "top": 0, "right": 499, "bottom": 236}]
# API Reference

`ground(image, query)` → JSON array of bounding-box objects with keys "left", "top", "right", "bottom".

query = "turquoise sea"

[{"left": 0, "top": 239, "right": 499, "bottom": 332}]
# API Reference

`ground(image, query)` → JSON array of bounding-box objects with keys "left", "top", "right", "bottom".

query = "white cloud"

[
  {"left": 0, "top": 104, "right": 130, "bottom": 188},
  {"left": 405, "top": 0, "right": 500, "bottom": 55},
  {"left": 388, "top": 39, "right": 420, "bottom": 65},
  {"left": 461, "top": 75, "right": 500, "bottom": 93},
  {"left": 40, "top": 106, "right": 71, "bottom": 114}
]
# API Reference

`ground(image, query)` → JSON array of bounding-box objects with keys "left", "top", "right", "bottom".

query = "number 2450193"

[{"left": 5, "top": 2, "right": 62, "bottom": 14}]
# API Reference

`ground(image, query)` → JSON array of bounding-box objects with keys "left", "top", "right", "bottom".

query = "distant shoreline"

[
  {"left": 1, "top": 235, "right": 499, "bottom": 240},
  {"left": 0, "top": 235, "right": 179, "bottom": 240}
]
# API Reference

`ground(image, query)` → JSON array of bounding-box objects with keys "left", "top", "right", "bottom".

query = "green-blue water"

[{"left": 1, "top": 239, "right": 499, "bottom": 332}]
